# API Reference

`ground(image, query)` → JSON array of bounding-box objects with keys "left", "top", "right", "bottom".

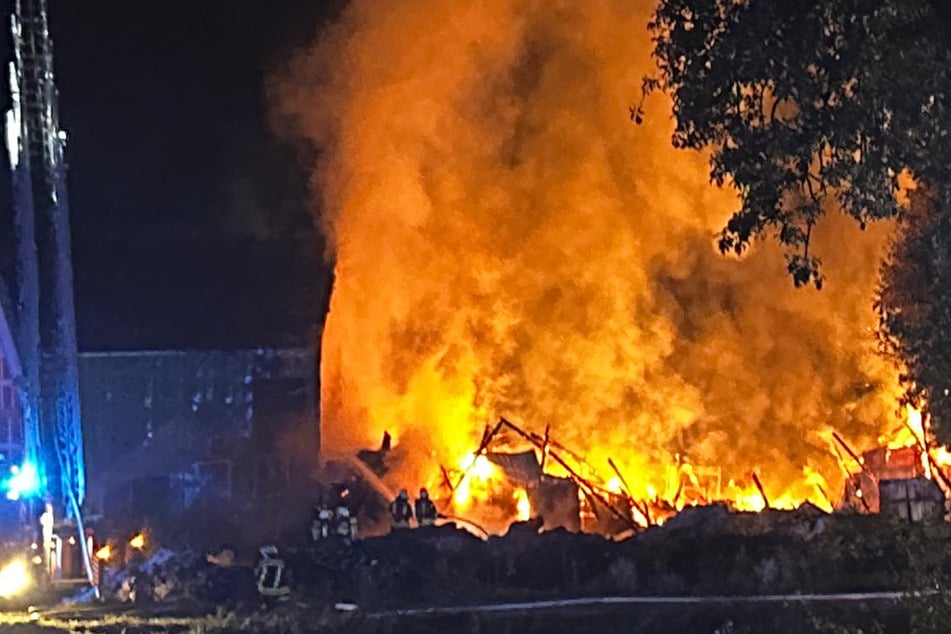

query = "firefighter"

[
  {"left": 389, "top": 489, "right": 413, "bottom": 529},
  {"left": 255, "top": 545, "right": 290, "bottom": 605},
  {"left": 415, "top": 488, "right": 438, "bottom": 527},
  {"left": 311, "top": 505, "right": 334, "bottom": 542},
  {"left": 335, "top": 505, "right": 357, "bottom": 542}
]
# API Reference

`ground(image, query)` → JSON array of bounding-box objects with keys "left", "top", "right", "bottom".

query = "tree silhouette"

[
  {"left": 647, "top": 0, "right": 951, "bottom": 285},
  {"left": 877, "top": 189, "right": 951, "bottom": 444}
]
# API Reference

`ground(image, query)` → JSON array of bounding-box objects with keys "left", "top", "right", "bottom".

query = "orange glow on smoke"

[{"left": 274, "top": 0, "right": 910, "bottom": 528}]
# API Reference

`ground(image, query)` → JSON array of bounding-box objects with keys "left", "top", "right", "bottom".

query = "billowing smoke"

[{"left": 273, "top": 0, "right": 899, "bottom": 504}]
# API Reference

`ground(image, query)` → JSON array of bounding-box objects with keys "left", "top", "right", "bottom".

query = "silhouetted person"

[
  {"left": 390, "top": 489, "right": 413, "bottom": 529},
  {"left": 415, "top": 488, "right": 437, "bottom": 527}
]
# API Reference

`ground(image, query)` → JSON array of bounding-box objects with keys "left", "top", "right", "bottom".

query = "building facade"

[
  {"left": 78, "top": 347, "right": 319, "bottom": 521},
  {"left": 0, "top": 358, "right": 23, "bottom": 465},
  {"left": 0, "top": 345, "right": 320, "bottom": 538}
]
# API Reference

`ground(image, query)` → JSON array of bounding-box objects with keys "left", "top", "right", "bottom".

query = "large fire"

[{"left": 273, "top": 1, "right": 917, "bottom": 528}]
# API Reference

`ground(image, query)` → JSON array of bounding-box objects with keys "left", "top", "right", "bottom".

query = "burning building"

[
  {"left": 839, "top": 409, "right": 949, "bottom": 523},
  {"left": 271, "top": 0, "right": 918, "bottom": 530}
]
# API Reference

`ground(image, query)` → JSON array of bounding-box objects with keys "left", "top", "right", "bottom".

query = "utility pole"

[{"left": 5, "top": 0, "right": 92, "bottom": 588}]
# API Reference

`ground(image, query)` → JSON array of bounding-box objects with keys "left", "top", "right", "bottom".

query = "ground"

[
  {"left": 0, "top": 506, "right": 946, "bottom": 633},
  {"left": 0, "top": 598, "right": 913, "bottom": 634}
]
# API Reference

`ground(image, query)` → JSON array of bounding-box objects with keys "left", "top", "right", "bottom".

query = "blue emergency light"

[{"left": 3, "top": 462, "right": 40, "bottom": 501}]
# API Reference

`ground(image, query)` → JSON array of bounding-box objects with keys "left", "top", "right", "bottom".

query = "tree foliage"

[
  {"left": 646, "top": 0, "right": 951, "bottom": 286},
  {"left": 877, "top": 189, "right": 951, "bottom": 444}
]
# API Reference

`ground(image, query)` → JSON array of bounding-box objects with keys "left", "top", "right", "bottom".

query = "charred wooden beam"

[
  {"left": 540, "top": 424, "right": 551, "bottom": 471},
  {"left": 497, "top": 418, "right": 637, "bottom": 532},
  {"left": 440, "top": 464, "right": 454, "bottom": 493},
  {"left": 453, "top": 419, "right": 505, "bottom": 491},
  {"left": 529, "top": 432, "right": 588, "bottom": 466},
  {"left": 547, "top": 447, "right": 638, "bottom": 532},
  {"left": 478, "top": 423, "right": 493, "bottom": 452},
  {"left": 815, "top": 482, "right": 833, "bottom": 509},
  {"left": 830, "top": 443, "right": 853, "bottom": 477},
  {"left": 606, "top": 457, "right": 630, "bottom": 494},
  {"left": 831, "top": 431, "right": 874, "bottom": 512},
  {"left": 751, "top": 472, "right": 770, "bottom": 509},
  {"left": 903, "top": 420, "right": 951, "bottom": 493},
  {"left": 832, "top": 432, "right": 868, "bottom": 474},
  {"left": 608, "top": 457, "right": 652, "bottom": 526}
]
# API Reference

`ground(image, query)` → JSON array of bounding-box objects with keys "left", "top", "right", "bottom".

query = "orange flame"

[
  {"left": 452, "top": 454, "right": 500, "bottom": 509},
  {"left": 275, "top": 0, "right": 905, "bottom": 528},
  {"left": 95, "top": 545, "right": 111, "bottom": 561},
  {"left": 129, "top": 534, "right": 146, "bottom": 551},
  {"left": 514, "top": 488, "right": 531, "bottom": 521}
]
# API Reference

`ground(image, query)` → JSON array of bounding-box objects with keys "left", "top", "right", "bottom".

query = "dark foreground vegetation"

[{"left": 5, "top": 505, "right": 951, "bottom": 633}]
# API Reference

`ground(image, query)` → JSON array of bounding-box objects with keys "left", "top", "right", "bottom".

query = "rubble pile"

[
  {"left": 100, "top": 507, "right": 951, "bottom": 613},
  {"left": 101, "top": 548, "right": 257, "bottom": 607}
]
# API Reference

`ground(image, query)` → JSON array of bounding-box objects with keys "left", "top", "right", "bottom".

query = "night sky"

[{"left": 32, "top": 0, "right": 340, "bottom": 350}]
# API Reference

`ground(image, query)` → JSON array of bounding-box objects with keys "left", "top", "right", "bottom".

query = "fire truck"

[
  {"left": 0, "top": 0, "right": 99, "bottom": 601},
  {"left": 0, "top": 460, "right": 98, "bottom": 601}
]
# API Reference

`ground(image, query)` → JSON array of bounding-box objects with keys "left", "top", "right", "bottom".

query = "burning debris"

[
  {"left": 836, "top": 410, "right": 950, "bottom": 523},
  {"left": 72, "top": 406, "right": 951, "bottom": 626},
  {"left": 345, "top": 405, "right": 951, "bottom": 540},
  {"left": 67, "top": 402, "right": 951, "bottom": 623}
]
